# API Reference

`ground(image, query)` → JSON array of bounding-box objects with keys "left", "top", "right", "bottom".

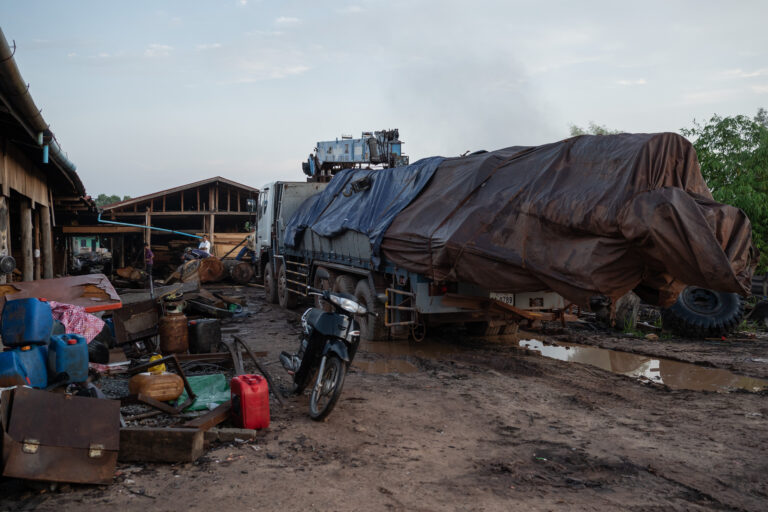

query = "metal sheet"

[{"left": 0, "top": 274, "right": 121, "bottom": 313}]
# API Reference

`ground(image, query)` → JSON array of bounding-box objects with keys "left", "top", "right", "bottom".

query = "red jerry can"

[{"left": 230, "top": 374, "right": 270, "bottom": 429}]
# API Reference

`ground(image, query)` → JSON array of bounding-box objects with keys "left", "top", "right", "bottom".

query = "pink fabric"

[{"left": 48, "top": 300, "right": 105, "bottom": 343}]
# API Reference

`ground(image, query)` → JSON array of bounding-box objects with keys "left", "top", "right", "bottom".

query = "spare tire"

[{"left": 661, "top": 286, "right": 745, "bottom": 338}]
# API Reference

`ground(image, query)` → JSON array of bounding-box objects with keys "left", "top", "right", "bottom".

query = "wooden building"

[
  {"left": 84, "top": 177, "right": 258, "bottom": 274},
  {"left": 0, "top": 28, "right": 94, "bottom": 282}
]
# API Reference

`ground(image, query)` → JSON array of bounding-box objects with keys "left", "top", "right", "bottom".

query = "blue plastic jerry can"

[
  {"left": 0, "top": 350, "right": 29, "bottom": 386},
  {"left": 48, "top": 334, "right": 88, "bottom": 384},
  {"left": 1, "top": 297, "right": 53, "bottom": 347},
  {"left": 14, "top": 344, "right": 48, "bottom": 388}
]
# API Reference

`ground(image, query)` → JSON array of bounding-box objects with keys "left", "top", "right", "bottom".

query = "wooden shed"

[
  {"left": 92, "top": 177, "right": 258, "bottom": 273},
  {"left": 0, "top": 28, "right": 94, "bottom": 282}
]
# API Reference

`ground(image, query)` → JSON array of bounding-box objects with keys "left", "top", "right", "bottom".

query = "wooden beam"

[
  {"left": 227, "top": 186, "right": 230, "bottom": 212},
  {"left": 163, "top": 194, "right": 166, "bottom": 212},
  {"left": 33, "top": 208, "right": 41, "bottom": 280},
  {"left": 107, "top": 211, "right": 250, "bottom": 217},
  {"left": 180, "top": 400, "right": 231, "bottom": 431},
  {"left": 237, "top": 190, "right": 240, "bottom": 212},
  {"left": 20, "top": 199, "right": 33, "bottom": 281},
  {"left": 196, "top": 188, "right": 200, "bottom": 211},
  {"left": 208, "top": 213, "right": 215, "bottom": 255},
  {"left": 40, "top": 205, "right": 53, "bottom": 278},
  {"left": 119, "top": 427, "right": 204, "bottom": 463},
  {"left": 0, "top": 195, "right": 10, "bottom": 284},
  {"left": 62, "top": 225, "right": 142, "bottom": 234},
  {"left": 180, "top": 191, "right": 184, "bottom": 211},
  {"left": 144, "top": 209, "right": 151, "bottom": 246}
]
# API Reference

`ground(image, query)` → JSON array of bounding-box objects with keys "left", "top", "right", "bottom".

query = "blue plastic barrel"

[
  {"left": 0, "top": 350, "right": 28, "bottom": 386},
  {"left": 14, "top": 344, "right": 48, "bottom": 388},
  {"left": 48, "top": 334, "right": 88, "bottom": 383},
  {"left": 1, "top": 298, "right": 53, "bottom": 347}
]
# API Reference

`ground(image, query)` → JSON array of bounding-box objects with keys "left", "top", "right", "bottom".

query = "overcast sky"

[{"left": 2, "top": 1, "right": 767, "bottom": 197}]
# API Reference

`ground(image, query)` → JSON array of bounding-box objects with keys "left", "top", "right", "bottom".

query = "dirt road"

[{"left": 2, "top": 287, "right": 767, "bottom": 511}]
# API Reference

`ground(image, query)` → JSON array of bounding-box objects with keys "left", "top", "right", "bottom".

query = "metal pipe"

[{"left": 97, "top": 212, "right": 202, "bottom": 239}]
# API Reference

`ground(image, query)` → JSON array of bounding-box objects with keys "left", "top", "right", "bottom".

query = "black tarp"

[
  {"left": 381, "top": 133, "right": 756, "bottom": 307},
  {"left": 284, "top": 156, "right": 443, "bottom": 267},
  {"left": 285, "top": 133, "right": 756, "bottom": 308}
]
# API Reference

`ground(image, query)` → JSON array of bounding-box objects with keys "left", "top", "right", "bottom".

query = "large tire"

[
  {"left": 333, "top": 274, "right": 357, "bottom": 296},
  {"left": 313, "top": 266, "right": 335, "bottom": 312},
  {"left": 278, "top": 262, "right": 297, "bottom": 309},
  {"left": 264, "top": 262, "right": 278, "bottom": 304},
  {"left": 354, "top": 279, "right": 387, "bottom": 341},
  {"left": 309, "top": 355, "right": 346, "bottom": 421},
  {"left": 661, "top": 286, "right": 745, "bottom": 338}
]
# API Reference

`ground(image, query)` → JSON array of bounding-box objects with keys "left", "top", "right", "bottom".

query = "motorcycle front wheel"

[{"left": 309, "top": 355, "right": 346, "bottom": 421}]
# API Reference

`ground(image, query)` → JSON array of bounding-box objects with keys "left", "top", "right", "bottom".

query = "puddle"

[
  {"left": 519, "top": 339, "right": 768, "bottom": 393},
  {"left": 353, "top": 360, "right": 419, "bottom": 374},
  {"left": 354, "top": 340, "right": 463, "bottom": 375},
  {"left": 359, "top": 340, "right": 463, "bottom": 358}
]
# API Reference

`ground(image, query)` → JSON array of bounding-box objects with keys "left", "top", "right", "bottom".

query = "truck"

[
  {"left": 251, "top": 132, "right": 756, "bottom": 341},
  {"left": 252, "top": 178, "right": 566, "bottom": 341}
]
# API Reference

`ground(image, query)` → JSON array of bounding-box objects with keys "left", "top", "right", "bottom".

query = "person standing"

[
  {"left": 144, "top": 242, "right": 154, "bottom": 281},
  {"left": 198, "top": 235, "right": 212, "bottom": 258}
]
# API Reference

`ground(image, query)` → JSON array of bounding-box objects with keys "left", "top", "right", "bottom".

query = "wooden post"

[
  {"left": 209, "top": 186, "right": 214, "bottom": 213},
  {"left": 181, "top": 191, "right": 184, "bottom": 211},
  {"left": 144, "top": 209, "right": 151, "bottom": 246},
  {"left": 40, "top": 205, "right": 53, "bottom": 279},
  {"left": 197, "top": 188, "right": 200, "bottom": 211},
  {"left": 33, "top": 207, "right": 41, "bottom": 280},
  {"left": 163, "top": 195, "right": 166, "bottom": 212},
  {"left": 208, "top": 213, "right": 215, "bottom": 257},
  {"left": 227, "top": 187, "right": 231, "bottom": 212},
  {"left": 237, "top": 190, "right": 240, "bottom": 212},
  {"left": 0, "top": 195, "right": 10, "bottom": 284},
  {"left": 21, "top": 199, "right": 33, "bottom": 281}
]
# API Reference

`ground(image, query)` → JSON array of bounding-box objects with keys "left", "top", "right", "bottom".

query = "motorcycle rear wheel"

[{"left": 309, "top": 355, "right": 346, "bottom": 421}]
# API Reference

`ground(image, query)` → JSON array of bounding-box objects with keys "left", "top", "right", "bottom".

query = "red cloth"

[{"left": 48, "top": 300, "right": 105, "bottom": 343}]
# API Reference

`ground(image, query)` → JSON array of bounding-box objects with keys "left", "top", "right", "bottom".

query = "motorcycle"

[{"left": 280, "top": 286, "right": 371, "bottom": 420}]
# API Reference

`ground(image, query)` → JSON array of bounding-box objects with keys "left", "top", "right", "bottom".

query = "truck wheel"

[
  {"left": 278, "top": 262, "right": 298, "bottom": 309},
  {"left": 333, "top": 274, "right": 357, "bottom": 296},
  {"left": 354, "top": 280, "right": 387, "bottom": 341},
  {"left": 264, "top": 262, "right": 278, "bottom": 304},
  {"left": 661, "top": 286, "right": 745, "bottom": 338},
  {"left": 313, "top": 266, "right": 335, "bottom": 312}
]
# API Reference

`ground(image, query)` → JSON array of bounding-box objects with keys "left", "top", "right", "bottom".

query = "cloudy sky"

[{"left": 2, "top": 1, "right": 767, "bottom": 197}]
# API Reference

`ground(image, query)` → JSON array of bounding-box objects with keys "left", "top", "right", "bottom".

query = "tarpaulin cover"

[
  {"left": 284, "top": 156, "right": 444, "bottom": 267},
  {"left": 380, "top": 133, "right": 756, "bottom": 307}
]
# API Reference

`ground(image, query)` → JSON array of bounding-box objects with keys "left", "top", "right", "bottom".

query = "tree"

[
  {"left": 681, "top": 109, "right": 768, "bottom": 272},
  {"left": 568, "top": 122, "right": 622, "bottom": 137},
  {"left": 94, "top": 194, "right": 131, "bottom": 207}
]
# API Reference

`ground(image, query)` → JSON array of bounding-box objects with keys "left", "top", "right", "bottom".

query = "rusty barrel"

[{"left": 159, "top": 311, "right": 189, "bottom": 354}]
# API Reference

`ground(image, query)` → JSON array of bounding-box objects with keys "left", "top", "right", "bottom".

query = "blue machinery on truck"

[{"left": 302, "top": 129, "right": 409, "bottom": 182}]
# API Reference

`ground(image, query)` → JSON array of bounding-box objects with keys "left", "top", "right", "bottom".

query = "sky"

[{"left": 2, "top": 0, "right": 768, "bottom": 198}]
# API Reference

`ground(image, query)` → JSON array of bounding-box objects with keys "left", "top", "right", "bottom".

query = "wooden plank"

[
  {"left": 180, "top": 190, "right": 184, "bottom": 211},
  {"left": 40, "top": 205, "right": 53, "bottom": 278},
  {"left": 227, "top": 186, "right": 230, "bottom": 212},
  {"left": 119, "top": 427, "right": 204, "bottom": 463},
  {"left": 197, "top": 188, "right": 200, "bottom": 211},
  {"left": 20, "top": 199, "right": 32, "bottom": 281},
  {"left": 33, "top": 208, "right": 40, "bottom": 280},
  {"left": 0, "top": 195, "right": 9, "bottom": 284},
  {"left": 180, "top": 400, "right": 231, "bottom": 431}
]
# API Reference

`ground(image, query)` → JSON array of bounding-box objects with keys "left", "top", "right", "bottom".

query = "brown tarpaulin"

[{"left": 381, "top": 133, "right": 757, "bottom": 307}]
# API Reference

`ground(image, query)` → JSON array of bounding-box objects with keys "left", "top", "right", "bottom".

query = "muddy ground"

[{"left": 1, "top": 286, "right": 767, "bottom": 511}]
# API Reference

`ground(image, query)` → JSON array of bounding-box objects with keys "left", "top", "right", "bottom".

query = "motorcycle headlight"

[{"left": 329, "top": 294, "right": 368, "bottom": 314}]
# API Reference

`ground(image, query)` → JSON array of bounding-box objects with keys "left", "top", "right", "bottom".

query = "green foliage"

[
  {"left": 568, "top": 122, "right": 622, "bottom": 137},
  {"left": 681, "top": 109, "right": 768, "bottom": 272},
  {"left": 94, "top": 194, "right": 131, "bottom": 207}
]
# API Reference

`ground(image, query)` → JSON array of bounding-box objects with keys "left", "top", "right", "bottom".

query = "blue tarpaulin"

[{"left": 284, "top": 156, "right": 444, "bottom": 268}]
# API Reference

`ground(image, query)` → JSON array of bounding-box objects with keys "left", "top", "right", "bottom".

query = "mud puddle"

[
  {"left": 353, "top": 340, "right": 464, "bottom": 374},
  {"left": 519, "top": 339, "right": 768, "bottom": 392}
]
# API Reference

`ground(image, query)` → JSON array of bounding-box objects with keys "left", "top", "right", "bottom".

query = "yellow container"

[
  {"left": 148, "top": 354, "right": 166, "bottom": 374},
  {"left": 128, "top": 372, "right": 184, "bottom": 402}
]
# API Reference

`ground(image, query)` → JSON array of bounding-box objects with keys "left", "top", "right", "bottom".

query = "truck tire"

[
  {"left": 313, "top": 266, "right": 335, "bottom": 312},
  {"left": 333, "top": 274, "right": 357, "bottom": 296},
  {"left": 661, "top": 286, "right": 745, "bottom": 338},
  {"left": 264, "top": 262, "right": 278, "bottom": 304},
  {"left": 278, "top": 262, "right": 298, "bottom": 309},
  {"left": 354, "top": 280, "right": 387, "bottom": 341}
]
